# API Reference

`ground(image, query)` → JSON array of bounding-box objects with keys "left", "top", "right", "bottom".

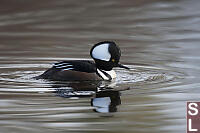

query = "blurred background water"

[{"left": 0, "top": 0, "right": 200, "bottom": 133}]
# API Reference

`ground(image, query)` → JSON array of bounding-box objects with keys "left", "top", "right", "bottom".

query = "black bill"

[{"left": 117, "top": 63, "right": 130, "bottom": 70}]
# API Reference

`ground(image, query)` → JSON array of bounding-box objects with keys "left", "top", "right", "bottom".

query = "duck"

[{"left": 35, "top": 41, "right": 129, "bottom": 81}]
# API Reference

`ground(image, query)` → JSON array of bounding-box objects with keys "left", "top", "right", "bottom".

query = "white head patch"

[{"left": 92, "top": 43, "right": 111, "bottom": 61}]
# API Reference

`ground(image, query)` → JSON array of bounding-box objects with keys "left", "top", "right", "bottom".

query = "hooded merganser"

[{"left": 35, "top": 41, "right": 129, "bottom": 81}]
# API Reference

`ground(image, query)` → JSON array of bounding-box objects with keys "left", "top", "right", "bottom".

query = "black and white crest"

[
  {"left": 89, "top": 41, "right": 122, "bottom": 71},
  {"left": 90, "top": 41, "right": 121, "bottom": 63},
  {"left": 90, "top": 42, "right": 111, "bottom": 61},
  {"left": 53, "top": 60, "right": 96, "bottom": 73}
]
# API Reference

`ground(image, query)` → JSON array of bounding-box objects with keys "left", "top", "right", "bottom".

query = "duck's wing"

[
  {"left": 53, "top": 60, "right": 96, "bottom": 73},
  {"left": 35, "top": 60, "right": 100, "bottom": 81}
]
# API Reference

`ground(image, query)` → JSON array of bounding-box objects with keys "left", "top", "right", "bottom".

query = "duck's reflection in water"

[
  {"left": 53, "top": 81, "right": 121, "bottom": 113},
  {"left": 91, "top": 90, "right": 121, "bottom": 113}
]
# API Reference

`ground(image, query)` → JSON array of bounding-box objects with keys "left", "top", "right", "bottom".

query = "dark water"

[{"left": 0, "top": 0, "right": 200, "bottom": 133}]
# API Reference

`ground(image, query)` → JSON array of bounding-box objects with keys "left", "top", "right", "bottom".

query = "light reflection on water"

[{"left": 0, "top": 0, "right": 200, "bottom": 133}]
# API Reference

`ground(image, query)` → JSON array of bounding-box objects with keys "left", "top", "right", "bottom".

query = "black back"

[{"left": 53, "top": 60, "right": 96, "bottom": 73}]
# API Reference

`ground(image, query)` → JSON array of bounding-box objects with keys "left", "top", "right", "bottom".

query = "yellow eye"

[{"left": 112, "top": 59, "right": 115, "bottom": 62}]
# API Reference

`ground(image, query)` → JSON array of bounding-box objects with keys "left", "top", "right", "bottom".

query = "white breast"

[
  {"left": 105, "top": 70, "right": 116, "bottom": 79},
  {"left": 97, "top": 69, "right": 116, "bottom": 80}
]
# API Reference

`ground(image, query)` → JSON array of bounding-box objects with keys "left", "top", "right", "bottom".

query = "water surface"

[{"left": 0, "top": 0, "right": 200, "bottom": 133}]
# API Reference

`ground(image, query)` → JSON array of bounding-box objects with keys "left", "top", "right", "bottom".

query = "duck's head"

[{"left": 90, "top": 41, "right": 129, "bottom": 71}]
